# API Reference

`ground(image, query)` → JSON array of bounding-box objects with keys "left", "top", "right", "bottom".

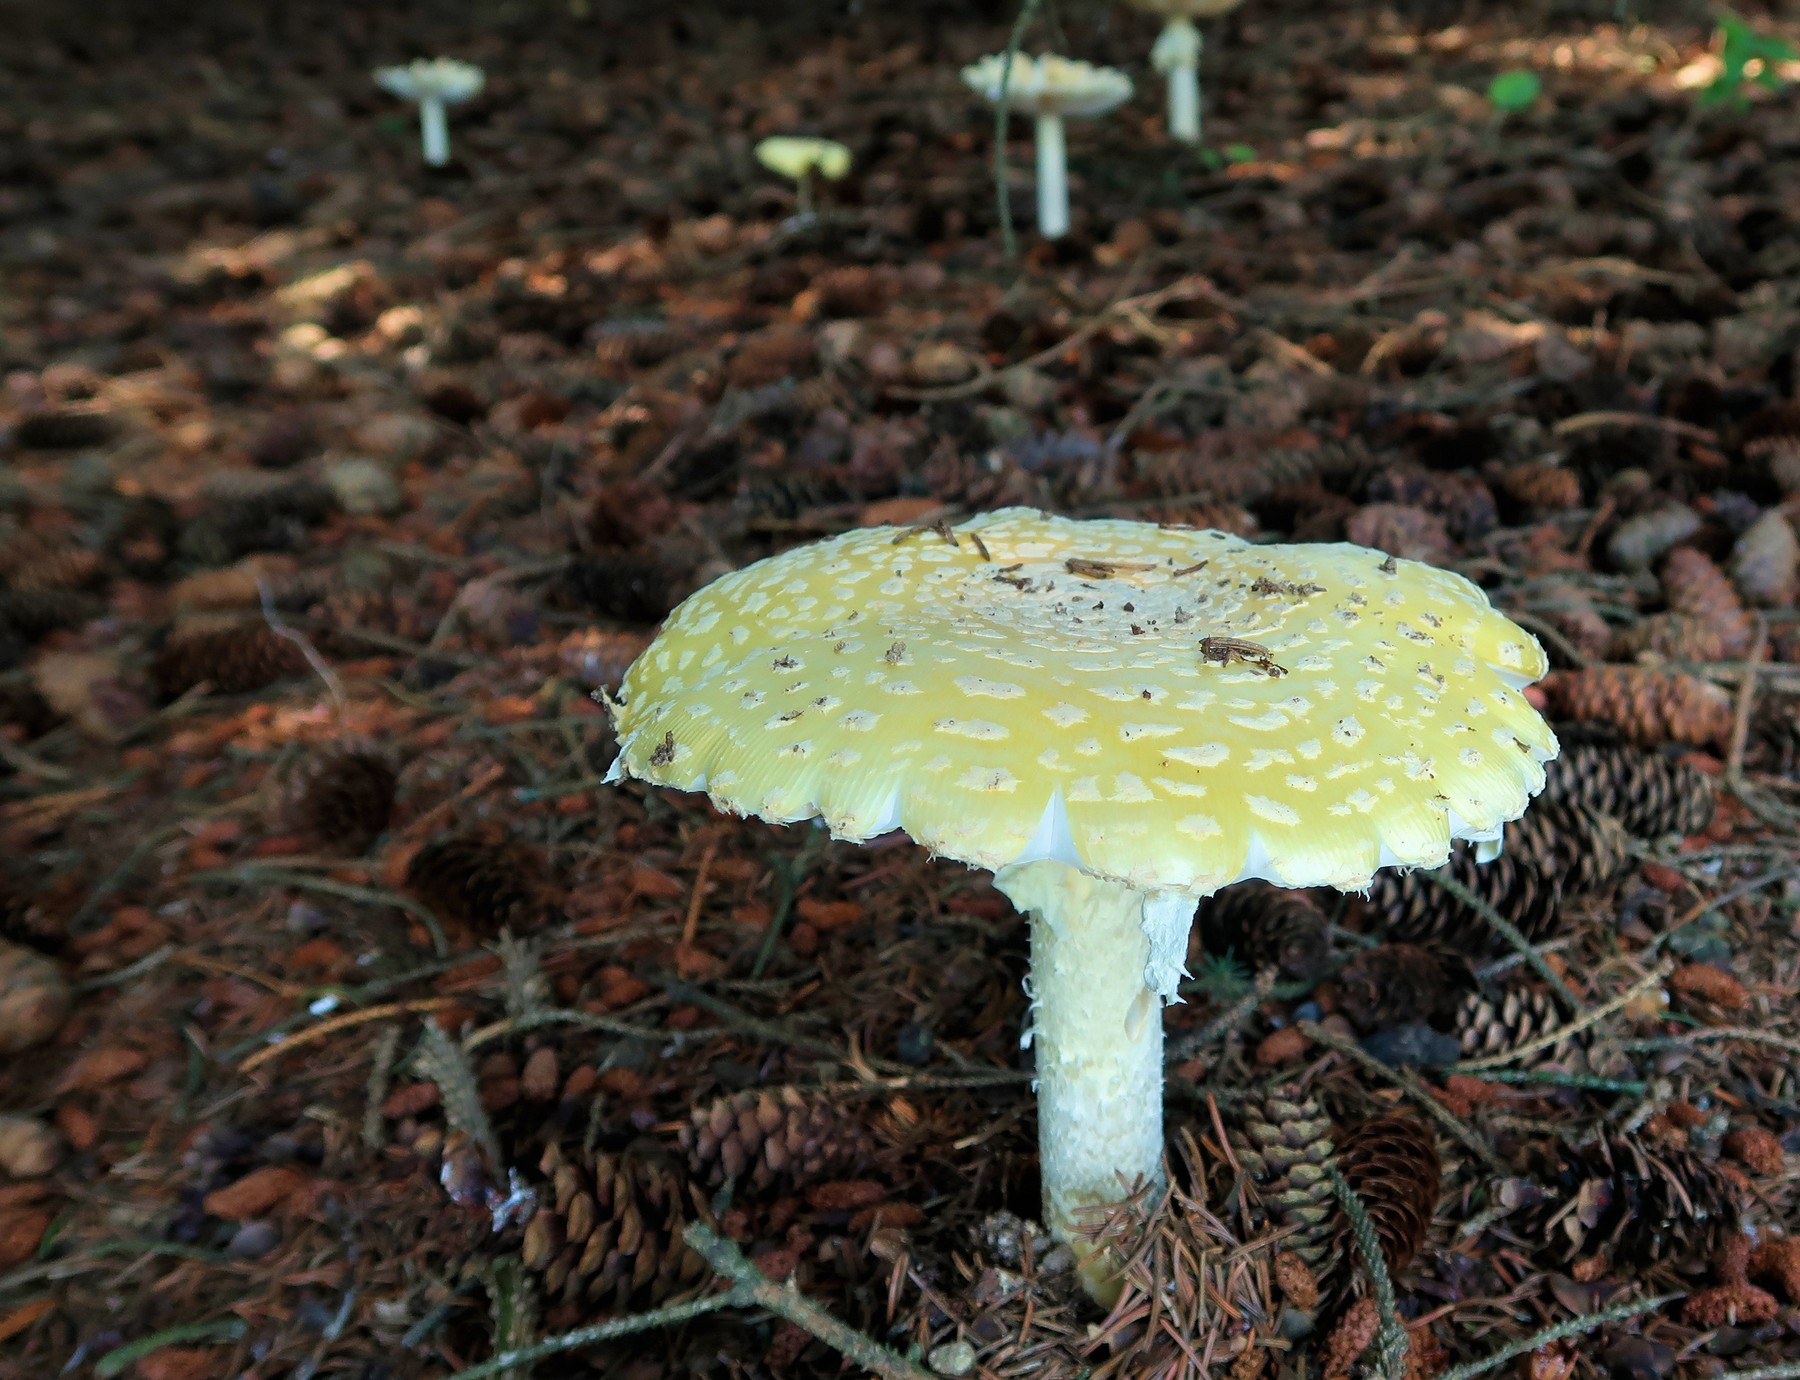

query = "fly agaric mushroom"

[
  {"left": 962, "top": 54, "right": 1133, "bottom": 240},
  {"left": 1127, "top": 0, "right": 1244, "bottom": 143},
  {"left": 754, "top": 136, "right": 853, "bottom": 219},
  {"left": 374, "top": 57, "right": 485, "bottom": 168},
  {"left": 606, "top": 508, "right": 1556, "bottom": 1301}
]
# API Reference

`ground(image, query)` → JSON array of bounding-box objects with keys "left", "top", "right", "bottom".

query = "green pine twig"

[
  {"left": 683, "top": 1223, "right": 933, "bottom": 1380},
  {"left": 1420, "top": 867, "right": 1581, "bottom": 1014},
  {"left": 1324, "top": 1164, "right": 1407, "bottom": 1380}
]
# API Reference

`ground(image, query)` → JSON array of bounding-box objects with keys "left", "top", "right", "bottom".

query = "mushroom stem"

[
  {"left": 1153, "top": 18, "right": 1205, "bottom": 145},
  {"left": 1033, "top": 111, "right": 1070, "bottom": 239},
  {"left": 1169, "top": 57, "right": 1201, "bottom": 144},
  {"left": 996, "top": 859, "right": 1181, "bottom": 1304},
  {"left": 419, "top": 95, "right": 450, "bottom": 166},
  {"left": 795, "top": 171, "right": 815, "bottom": 219}
]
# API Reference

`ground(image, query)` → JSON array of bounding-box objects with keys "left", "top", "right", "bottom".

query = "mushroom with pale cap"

[
  {"left": 1126, "top": 0, "right": 1244, "bottom": 144},
  {"left": 962, "top": 54, "right": 1133, "bottom": 240},
  {"left": 374, "top": 57, "right": 486, "bottom": 168},
  {"left": 606, "top": 507, "right": 1557, "bottom": 1301},
  {"left": 754, "top": 137, "right": 852, "bottom": 219}
]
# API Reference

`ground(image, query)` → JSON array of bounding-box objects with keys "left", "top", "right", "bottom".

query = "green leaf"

[
  {"left": 1225, "top": 142, "right": 1257, "bottom": 164},
  {"left": 1487, "top": 68, "right": 1543, "bottom": 111},
  {"left": 1198, "top": 148, "right": 1224, "bottom": 171},
  {"left": 1704, "top": 11, "right": 1797, "bottom": 108}
]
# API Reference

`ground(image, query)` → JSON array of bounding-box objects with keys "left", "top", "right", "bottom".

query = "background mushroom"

[
  {"left": 962, "top": 53, "right": 1133, "bottom": 239},
  {"left": 606, "top": 507, "right": 1557, "bottom": 1301},
  {"left": 1126, "top": 0, "right": 1244, "bottom": 143},
  {"left": 754, "top": 136, "right": 853, "bottom": 219},
  {"left": 374, "top": 57, "right": 485, "bottom": 168}
]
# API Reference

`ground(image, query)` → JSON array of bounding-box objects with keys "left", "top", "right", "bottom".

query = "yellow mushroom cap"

[
  {"left": 608, "top": 508, "right": 1558, "bottom": 896},
  {"left": 755, "top": 136, "right": 853, "bottom": 183},
  {"left": 961, "top": 54, "right": 1134, "bottom": 119}
]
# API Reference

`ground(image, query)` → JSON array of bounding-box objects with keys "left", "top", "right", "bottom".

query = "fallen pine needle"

[{"left": 240, "top": 998, "right": 456, "bottom": 1074}]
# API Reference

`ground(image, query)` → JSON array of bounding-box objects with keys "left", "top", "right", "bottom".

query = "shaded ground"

[{"left": 3, "top": 0, "right": 1800, "bottom": 1377}]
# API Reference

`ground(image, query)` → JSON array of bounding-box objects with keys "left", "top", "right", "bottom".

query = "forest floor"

[{"left": 3, "top": 1, "right": 1800, "bottom": 1377}]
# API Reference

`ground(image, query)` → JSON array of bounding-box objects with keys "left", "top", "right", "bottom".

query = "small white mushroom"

[
  {"left": 1128, "top": 0, "right": 1245, "bottom": 144},
  {"left": 962, "top": 54, "right": 1133, "bottom": 240},
  {"left": 374, "top": 58, "right": 485, "bottom": 168},
  {"left": 754, "top": 137, "right": 853, "bottom": 219}
]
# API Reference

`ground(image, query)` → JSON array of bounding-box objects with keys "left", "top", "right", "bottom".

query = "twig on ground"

[
  {"left": 1418, "top": 868, "right": 1582, "bottom": 1014},
  {"left": 240, "top": 998, "right": 456, "bottom": 1075},
  {"left": 200, "top": 867, "right": 449, "bottom": 956},
  {"left": 1616, "top": 1026, "right": 1800, "bottom": 1060},
  {"left": 1325, "top": 1165, "right": 1407, "bottom": 1380},
  {"left": 1434, "top": 1293, "right": 1681, "bottom": 1380},
  {"left": 885, "top": 276, "right": 1237, "bottom": 402},
  {"left": 1167, "top": 969, "right": 1276, "bottom": 1062},
  {"left": 1551, "top": 411, "right": 1717, "bottom": 444},
  {"left": 463, "top": 1007, "right": 719, "bottom": 1051},
  {"left": 1451, "top": 962, "right": 1670, "bottom": 1073},
  {"left": 684, "top": 1223, "right": 934, "bottom": 1380},
  {"left": 1298, "top": 1021, "right": 1507, "bottom": 1174},
  {"left": 438, "top": 1292, "right": 748, "bottom": 1380},
  {"left": 260, "top": 576, "right": 346, "bottom": 716}
]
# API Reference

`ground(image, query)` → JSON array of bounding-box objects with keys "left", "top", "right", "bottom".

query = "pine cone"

[
  {"left": 0, "top": 938, "right": 72, "bottom": 1056},
  {"left": 1230, "top": 1085, "right": 1337, "bottom": 1272},
  {"left": 1530, "top": 1131, "right": 1743, "bottom": 1269},
  {"left": 1330, "top": 1112, "right": 1439, "bottom": 1290},
  {"left": 521, "top": 1143, "right": 715, "bottom": 1311},
  {"left": 1135, "top": 502, "right": 1260, "bottom": 537},
  {"left": 1539, "top": 742, "right": 1715, "bottom": 838},
  {"left": 177, "top": 479, "right": 338, "bottom": 567},
  {"left": 809, "top": 266, "right": 897, "bottom": 319},
  {"left": 406, "top": 836, "right": 547, "bottom": 939},
  {"left": 555, "top": 553, "right": 687, "bottom": 624},
  {"left": 1344, "top": 504, "right": 1453, "bottom": 565},
  {"left": 286, "top": 744, "right": 397, "bottom": 854},
  {"left": 1721, "top": 1126, "right": 1785, "bottom": 1177},
  {"left": 1452, "top": 987, "right": 1570, "bottom": 1062},
  {"left": 683, "top": 1086, "right": 869, "bottom": 1193},
  {"left": 1360, "top": 847, "right": 1563, "bottom": 953},
  {"left": 1662, "top": 548, "right": 1750, "bottom": 634},
  {"left": 152, "top": 624, "right": 312, "bottom": 698},
  {"left": 593, "top": 320, "right": 688, "bottom": 371},
  {"left": 1196, "top": 883, "right": 1331, "bottom": 982},
  {"left": 1501, "top": 799, "right": 1632, "bottom": 897},
  {"left": 0, "top": 535, "right": 104, "bottom": 593},
  {"left": 1498, "top": 461, "right": 1582, "bottom": 514},
  {"left": 1540, "top": 667, "right": 1733, "bottom": 747},
  {"left": 0, "top": 589, "right": 103, "bottom": 640},
  {"left": 13, "top": 407, "right": 115, "bottom": 450},
  {"left": 1318, "top": 1297, "right": 1378, "bottom": 1380},
  {"left": 1136, "top": 441, "right": 1320, "bottom": 503},
  {"left": 726, "top": 326, "right": 818, "bottom": 388},
  {"left": 1336, "top": 944, "right": 1452, "bottom": 1032},
  {"left": 1609, "top": 613, "right": 1743, "bottom": 664}
]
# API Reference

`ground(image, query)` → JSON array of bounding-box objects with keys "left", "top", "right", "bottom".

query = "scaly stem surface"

[
  {"left": 995, "top": 859, "right": 1186, "bottom": 1302},
  {"left": 1034, "top": 112, "right": 1069, "bottom": 239}
]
